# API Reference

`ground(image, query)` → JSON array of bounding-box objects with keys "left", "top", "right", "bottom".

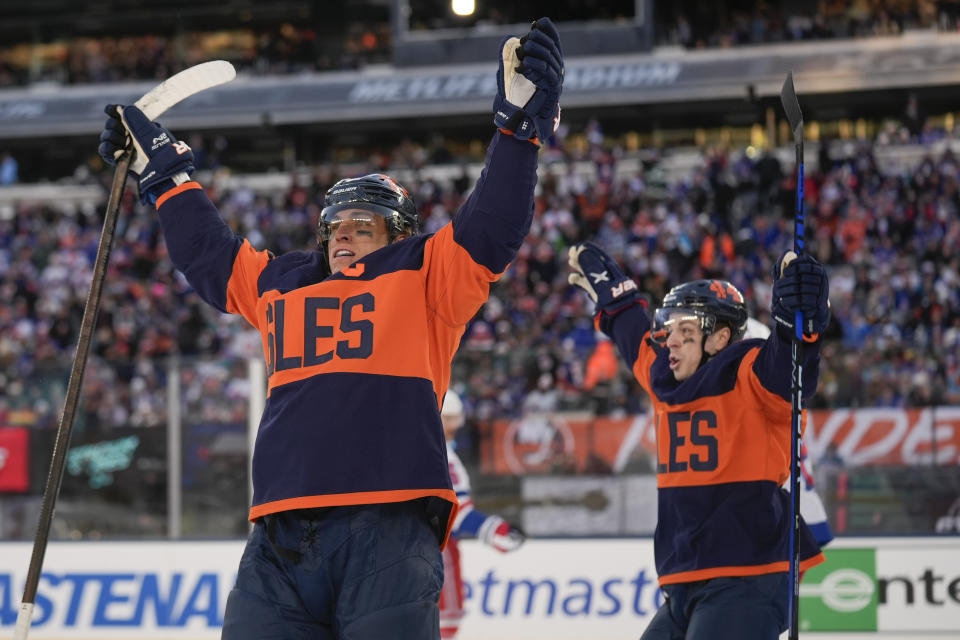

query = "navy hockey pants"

[
  {"left": 221, "top": 501, "right": 444, "bottom": 640},
  {"left": 640, "top": 573, "right": 788, "bottom": 640}
]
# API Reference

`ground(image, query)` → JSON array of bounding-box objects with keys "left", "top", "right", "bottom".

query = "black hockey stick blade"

[{"left": 780, "top": 72, "right": 804, "bottom": 144}]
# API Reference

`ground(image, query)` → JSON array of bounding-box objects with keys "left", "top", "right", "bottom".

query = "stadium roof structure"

[{"left": 3, "top": 31, "right": 960, "bottom": 140}]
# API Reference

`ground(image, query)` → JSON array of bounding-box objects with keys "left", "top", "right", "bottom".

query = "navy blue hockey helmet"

[
  {"left": 318, "top": 173, "right": 420, "bottom": 244},
  {"left": 652, "top": 279, "right": 748, "bottom": 345}
]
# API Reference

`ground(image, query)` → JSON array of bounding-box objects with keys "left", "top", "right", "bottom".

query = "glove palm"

[{"left": 568, "top": 242, "right": 640, "bottom": 315}]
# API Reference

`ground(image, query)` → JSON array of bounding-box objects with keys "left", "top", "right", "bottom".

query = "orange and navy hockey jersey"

[
  {"left": 598, "top": 305, "right": 826, "bottom": 586},
  {"left": 153, "top": 132, "right": 540, "bottom": 546}
]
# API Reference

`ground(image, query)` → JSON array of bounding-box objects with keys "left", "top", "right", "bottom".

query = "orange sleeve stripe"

[
  {"left": 658, "top": 552, "right": 825, "bottom": 586},
  {"left": 632, "top": 332, "right": 657, "bottom": 393},
  {"left": 426, "top": 225, "right": 500, "bottom": 296},
  {"left": 155, "top": 181, "right": 202, "bottom": 208},
  {"left": 248, "top": 488, "right": 461, "bottom": 549},
  {"left": 739, "top": 347, "right": 800, "bottom": 429}
]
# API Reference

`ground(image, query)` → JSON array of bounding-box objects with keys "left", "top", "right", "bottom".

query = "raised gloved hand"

[
  {"left": 493, "top": 17, "right": 563, "bottom": 145},
  {"left": 98, "top": 104, "right": 195, "bottom": 205},
  {"left": 772, "top": 250, "right": 830, "bottom": 339},
  {"left": 478, "top": 515, "right": 525, "bottom": 553},
  {"left": 568, "top": 242, "right": 640, "bottom": 315}
]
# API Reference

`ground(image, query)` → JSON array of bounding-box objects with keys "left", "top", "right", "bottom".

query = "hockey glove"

[
  {"left": 478, "top": 516, "right": 525, "bottom": 553},
  {"left": 493, "top": 17, "right": 563, "bottom": 145},
  {"left": 568, "top": 242, "right": 640, "bottom": 316},
  {"left": 771, "top": 250, "right": 830, "bottom": 339},
  {"left": 98, "top": 104, "right": 195, "bottom": 205}
]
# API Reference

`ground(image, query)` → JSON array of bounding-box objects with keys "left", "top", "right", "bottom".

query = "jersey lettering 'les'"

[
  {"left": 600, "top": 305, "right": 826, "bottom": 586},
  {"left": 154, "top": 134, "right": 540, "bottom": 547}
]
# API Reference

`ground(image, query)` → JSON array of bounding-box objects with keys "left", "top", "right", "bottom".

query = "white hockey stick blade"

[
  {"left": 111, "top": 60, "right": 236, "bottom": 160},
  {"left": 14, "top": 603, "right": 34, "bottom": 640},
  {"left": 135, "top": 60, "right": 236, "bottom": 121}
]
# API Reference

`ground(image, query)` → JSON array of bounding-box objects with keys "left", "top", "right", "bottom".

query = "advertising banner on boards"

[
  {"left": 0, "top": 537, "right": 956, "bottom": 639},
  {"left": 483, "top": 406, "right": 960, "bottom": 475}
]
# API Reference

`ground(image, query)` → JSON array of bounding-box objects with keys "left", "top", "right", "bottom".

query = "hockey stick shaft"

[
  {"left": 780, "top": 71, "right": 805, "bottom": 640},
  {"left": 13, "top": 152, "right": 131, "bottom": 640}
]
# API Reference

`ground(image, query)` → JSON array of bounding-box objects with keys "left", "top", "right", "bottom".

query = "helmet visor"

[
  {"left": 651, "top": 307, "right": 715, "bottom": 345},
  {"left": 318, "top": 202, "right": 399, "bottom": 241}
]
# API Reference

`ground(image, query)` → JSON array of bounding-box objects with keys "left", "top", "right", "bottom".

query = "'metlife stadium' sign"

[{"left": 4, "top": 33, "right": 960, "bottom": 138}]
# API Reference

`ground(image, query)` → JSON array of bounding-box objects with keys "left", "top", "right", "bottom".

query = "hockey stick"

[
  {"left": 13, "top": 60, "right": 236, "bottom": 640},
  {"left": 779, "top": 70, "right": 805, "bottom": 640}
]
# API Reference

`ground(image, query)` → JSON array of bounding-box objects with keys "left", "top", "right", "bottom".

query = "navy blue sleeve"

[
  {"left": 156, "top": 187, "right": 245, "bottom": 313},
  {"left": 451, "top": 132, "right": 540, "bottom": 273},
  {"left": 598, "top": 303, "right": 651, "bottom": 369},
  {"left": 752, "top": 326, "right": 822, "bottom": 401}
]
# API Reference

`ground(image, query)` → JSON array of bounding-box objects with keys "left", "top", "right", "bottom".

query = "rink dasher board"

[{"left": 0, "top": 537, "right": 957, "bottom": 639}]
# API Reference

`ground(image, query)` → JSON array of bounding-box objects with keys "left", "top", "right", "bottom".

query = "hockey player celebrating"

[
  {"left": 97, "top": 18, "right": 562, "bottom": 640},
  {"left": 568, "top": 243, "right": 828, "bottom": 640},
  {"left": 438, "top": 391, "right": 524, "bottom": 638}
]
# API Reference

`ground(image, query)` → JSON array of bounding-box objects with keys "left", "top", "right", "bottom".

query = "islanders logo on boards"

[{"left": 502, "top": 412, "right": 576, "bottom": 474}]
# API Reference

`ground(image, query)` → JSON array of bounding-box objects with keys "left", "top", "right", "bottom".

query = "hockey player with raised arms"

[
  {"left": 97, "top": 18, "right": 562, "bottom": 640},
  {"left": 568, "top": 243, "right": 829, "bottom": 640},
  {"left": 438, "top": 390, "right": 524, "bottom": 638}
]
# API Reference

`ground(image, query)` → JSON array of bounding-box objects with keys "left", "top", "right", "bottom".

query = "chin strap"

[
  {"left": 698, "top": 335, "right": 713, "bottom": 369},
  {"left": 698, "top": 320, "right": 735, "bottom": 368}
]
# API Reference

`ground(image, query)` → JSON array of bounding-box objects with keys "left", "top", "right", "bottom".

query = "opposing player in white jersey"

[
  {"left": 745, "top": 318, "right": 834, "bottom": 547},
  {"left": 439, "top": 391, "right": 524, "bottom": 639}
]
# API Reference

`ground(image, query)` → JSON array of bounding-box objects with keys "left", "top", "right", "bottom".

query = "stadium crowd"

[
  {"left": 657, "top": 0, "right": 944, "bottom": 49},
  {"left": 0, "top": 1, "right": 955, "bottom": 88},
  {"left": 0, "top": 21, "right": 391, "bottom": 88},
  {"left": 1, "top": 117, "right": 958, "bottom": 442}
]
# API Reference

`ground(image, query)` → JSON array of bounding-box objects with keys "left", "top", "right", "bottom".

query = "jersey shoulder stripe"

[{"left": 224, "top": 240, "right": 272, "bottom": 322}]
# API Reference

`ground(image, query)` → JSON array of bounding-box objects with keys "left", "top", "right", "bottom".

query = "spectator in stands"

[
  {"left": 0, "top": 153, "right": 17, "bottom": 185},
  {"left": 582, "top": 335, "right": 619, "bottom": 416},
  {"left": 2, "top": 97, "right": 958, "bottom": 524},
  {"left": 902, "top": 91, "right": 927, "bottom": 139}
]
